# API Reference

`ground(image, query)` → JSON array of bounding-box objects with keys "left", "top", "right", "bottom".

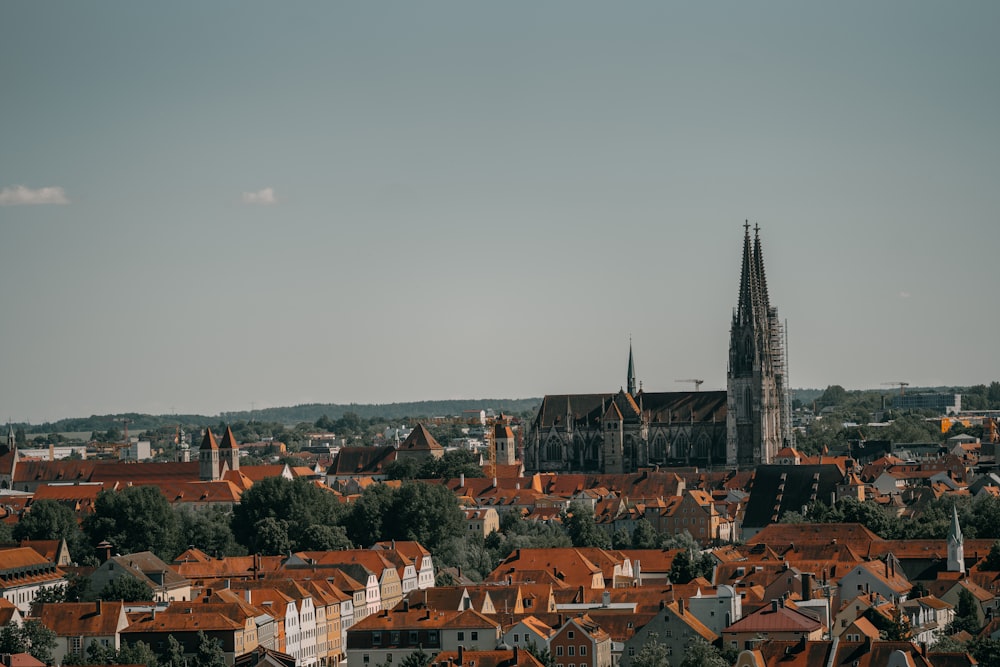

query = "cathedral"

[{"left": 525, "top": 224, "right": 791, "bottom": 473}]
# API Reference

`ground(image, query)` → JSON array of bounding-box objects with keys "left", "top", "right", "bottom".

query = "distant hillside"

[{"left": 23, "top": 398, "right": 543, "bottom": 434}]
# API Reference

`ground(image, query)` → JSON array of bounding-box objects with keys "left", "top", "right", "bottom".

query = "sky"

[{"left": 1, "top": 2, "right": 998, "bottom": 423}]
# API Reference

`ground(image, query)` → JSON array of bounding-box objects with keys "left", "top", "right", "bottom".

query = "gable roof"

[
  {"left": 400, "top": 424, "right": 443, "bottom": 453},
  {"left": 34, "top": 601, "right": 126, "bottom": 636}
]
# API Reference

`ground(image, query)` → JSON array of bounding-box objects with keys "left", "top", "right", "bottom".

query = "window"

[
  {"left": 568, "top": 631, "right": 575, "bottom": 639},
  {"left": 580, "top": 646, "right": 587, "bottom": 656},
  {"left": 387, "top": 655, "right": 393, "bottom": 663},
  {"left": 557, "top": 647, "right": 564, "bottom": 656},
  {"left": 458, "top": 632, "right": 465, "bottom": 641},
  {"left": 471, "top": 632, "right": 478, "bottom": 641},
  {"left": 364, "top": 655, "right": 370, "bottom": 664},
  {"left": 71, "top": 637, "right": 82, "bottom": 654},
  {"left": 391, "top": 631, "right": 400, "bottom": 644},
  {"left": 568, "top": 646, "right": 575, "bottom": 656},
  {"left": 428, "top": 631, "right": 439, "bottom": 645},
  {"left": 628, "top": 648, "right": 635, "bottom": 657},
  {"left": 373, "top": 632, "right": 382, "bottom": 646},
  {"left": 514, "top": 634, "right": 520, "bottom": 643},
  {"left": 408, "top": 631, "right": 418, "bottom": 644}
]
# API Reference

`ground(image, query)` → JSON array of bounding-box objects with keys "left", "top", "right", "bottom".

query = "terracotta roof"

[
  {"left": 327, "top": 445, "right": 399, "bottom": 476},
  {"left": 724, "top": 600, "right": 823, "bottom": 634},
  {"left": 351, "top": 607, "right": 499, "bottom": 632},
  {"left": 487, "top": 548, "right": 604, "bottom": 589},
  {"left": 431, "top": 649, "right": 544, "bottom": 667},
  {"left": 34, "top": 601, "right": 126, "bottom": 636},
  {"left": 13, "top": 460, "right": 96, "bottom": 484},
  {"left": 399, "top": 424, "right": 444, "bottom": 452},
  {"left": 88, "top": 461, "right": 200, "bottom": 483},
  {"left": 124, "top": 609, "right": 244, "bottom": 633}
]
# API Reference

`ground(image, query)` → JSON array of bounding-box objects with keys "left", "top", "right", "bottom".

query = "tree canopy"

[
  {"left": 231, "top": 476, "right": 350, "bottom": 554},
  {"left": 83, "top": 486, "right": 180, "bottom": 560}
]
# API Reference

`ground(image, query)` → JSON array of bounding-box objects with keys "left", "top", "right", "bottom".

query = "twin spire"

[{"left": 736, "top": 221, "right": 772, "bottom": 328}]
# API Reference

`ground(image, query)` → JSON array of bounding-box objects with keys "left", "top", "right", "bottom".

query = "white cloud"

[
  {"left": 0, "top": 185, "right": 69, "bottom": 206},
  {"left": 899, "top": 291, "right": 911, "bottom": 299},
  {"left": 242, "top": 187, "right": 277, "bottom": 205}
]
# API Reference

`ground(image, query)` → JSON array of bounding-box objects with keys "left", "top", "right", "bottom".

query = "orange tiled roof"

[{"left": 35, "top": 601, "right": 125, "bottom": 636}]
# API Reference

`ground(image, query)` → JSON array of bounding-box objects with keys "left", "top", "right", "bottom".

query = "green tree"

[
  {"left": 679, "top": 636, "right": 728, "bottom": 667},
  {"left": 299, "top": 524, "right": 353, "bottom": 551},
  {"left": 950, "top": 588, "right": 981, "bottom": 634},
  {"left": 161, "top": 634, "right": 187, "bottom": 667},
  {"left": 564, "top": 501, "right": 611, "bottom": 549},
  {"left": 969, "top": 637, "right": 1000, "bottom": 665},
  {"left": 525, "top": 641, "right": 557, "bottom": 667},
  {"left": 117, "top": 639, "right": 160, "bottom": 666},
  {"left": 384, "top": 457, "right": 422, "bottom": 481},
  {"left": 383, "top": 481, "right": 465, "bottom": 555},
  {"left": 418, "top": 449, "right": 485, "bottom": 480},
  {"left": 397, "top": 647, "right": 432, "bottom": 667},
  {"left": 83, "top": 486, "right": 180, "bottom": 559},
  {"left": 631, "top": 519, "right": 662, "bottom": 549},
  {"left": 0, "top": 620, "right": 57, "bottom": 663},
  {"left": 346, "top": 483, "right": 396, "bottom": 547},
  {"left": 13, "top": 498, "right": 88, "bottom": 561},
  {"left": 864, "top": 606, "right": 911, "bottom": 641},
  {"left": 629, "top": 633, "right": 671, "bottom": 667},
  {"left": 231, "top": 476, "right": 346, "bottom": 553},
  {"left": 99, "top": 575, "right": 154, "bottom": 602},
  {"left": 983, "top": 540, "right": 1000, "bottom": 570},
  {"left": 175, "top": 505, "right": 245, "bottom": 558},
  {"left": 194, "top": 630, "right": 226, "bottom": 667}
]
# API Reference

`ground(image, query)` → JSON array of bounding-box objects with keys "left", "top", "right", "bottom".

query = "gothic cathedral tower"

[{"left": 727, "top": 223, "right": 792, "bottom": 467}]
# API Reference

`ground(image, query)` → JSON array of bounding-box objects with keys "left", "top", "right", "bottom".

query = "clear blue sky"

[{"left": 2, "top": 2, "right": 998, "bottom": 423}]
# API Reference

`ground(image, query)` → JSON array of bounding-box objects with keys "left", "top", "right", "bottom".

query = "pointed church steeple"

[
  {"left": 948, "top": 504, "right": 965, "bottom": 573},
  {"left": 728, "top": 223, "right": 790, "bottom": 467},
  {"left": 627, "top": 339, "right": 636, "bottom": 396},
  {"left": 736, "top": 222, "right": 755, "bottom": 326}
]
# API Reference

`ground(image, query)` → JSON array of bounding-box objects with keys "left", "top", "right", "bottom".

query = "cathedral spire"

[
  {"left": 753, "top": 224, "right": 771, "bottom": 316},
  {"left": 627, "top": 338, "right": 636, "bottom": 395},
  {"left": 736, "top": 221, "right": 755, "bottom": 326},
  {"left": 948, "top": 504, "right": 965, "bottom": 573}
]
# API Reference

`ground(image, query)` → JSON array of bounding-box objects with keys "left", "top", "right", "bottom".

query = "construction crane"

[
  {"left": 676, "top": 379, "right": 704, "bottom": 391},
  {"left": 882, "top": 382, "right": 910, "bottom": 396}
]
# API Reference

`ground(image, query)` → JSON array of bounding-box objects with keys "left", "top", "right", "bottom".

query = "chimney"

[
  {"left": 678, "top": 598, "right": 684, "bottom": 615},
  {"left": 460, "top": 473, "right": 465, "bottom": 487},
  {"left": 458, "top": 645, "right": 464, "bottom": 666},
  {"left": 403, "top": 600, "right": 409, "bottom": 612},
  {"left": 95, "top": 600, "right": 101, "bottom": 615},
  {"left": 801, "top": 572, "right": 812, "bottom": 601},
  {"left": 513, "top": 645, "right": 519, "bottom": 664}
]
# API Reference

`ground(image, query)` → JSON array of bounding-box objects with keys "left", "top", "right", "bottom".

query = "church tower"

[
  {"left": 727, "top": 223, "right": 791, "bottom": 467},
  {"left": 627, "top": 341, "right": 637, "bottom": 396},
  {"left": 199, "top": 427, "right": 220, "bottom": 481},
  {"left": 494, "top": 415, "right": 517, "bottom": 467},
  {"left": 219, "top": 426, "right": 240, "bottom": 475},
  {"left": 947, "top": 505, "right": 965, "bottom": 573}
]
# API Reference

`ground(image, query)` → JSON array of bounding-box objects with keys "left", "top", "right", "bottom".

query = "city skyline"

[{"left": 2, "top": 2, "right": 999, "bottom": 423}]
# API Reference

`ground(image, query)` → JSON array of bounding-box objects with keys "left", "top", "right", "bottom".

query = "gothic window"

[
  {"left": 673, "top": 433, "right": 689, "bottom": 459},
  {"left": 695, "top": 432, "right": 711, "bottom": 459},
  {"left": 545, "top": 434, "right": 562, "bottom": 462},
  {"left": 651, "top": 433, "right": 666, "bottom": 461},
  {"left": 743, "top": 388, "right": 752, "bottom": 419}
]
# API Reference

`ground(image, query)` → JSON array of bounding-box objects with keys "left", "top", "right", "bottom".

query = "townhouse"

[
  {"left": 33, "top": 600, "right": 128, "bottom": 666},
  {"left": 346, "top": 606, "right": 501, "bottom": 667},
  {"left": 0, "top": 546, "right": 66, "bottom": 613}
]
